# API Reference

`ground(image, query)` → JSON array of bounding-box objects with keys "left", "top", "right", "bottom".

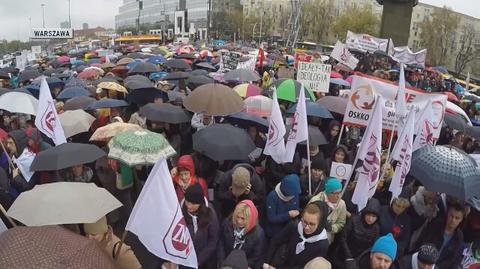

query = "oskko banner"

[
  {"left": 343, "top": 75, "right": 447, "bottom": 139},
  {"left": 31, "top": 28, "right": 74, "bottom": 39}
]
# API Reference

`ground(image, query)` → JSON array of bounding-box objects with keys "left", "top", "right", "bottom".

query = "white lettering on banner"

[
  {"left": 392, "top": 46, "right": 427, "bottom": 67},
  {"left": 31, "top": 28, "right": 74, "bottom": 39},
  {"left": 296, "top": 61, "right": 331, "bottom": 93},
  {"left": 343, "top": 75, "right": 447, "bottom": 139}
]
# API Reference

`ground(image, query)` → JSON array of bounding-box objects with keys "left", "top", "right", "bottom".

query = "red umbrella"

[
  {"left": 0, "top": 128, "right": 7, "bottom": 141},
  {"left": 330, "top": 71, "right": 342, "bottom": 79},
  {"left": 176, "top": 45, "right": 195, "bottom": 54},
  {"left": 110, "top": 66, "right": 128, "bottom": 78},
  {"left": 444, "top": 92, "right": 459, "bottom": 102},
  {"left": 77, "top": 70, "right": 99, "bottom": 80},
  {"left": 57, "top": 56, "right": 70, "bottom": 63}
]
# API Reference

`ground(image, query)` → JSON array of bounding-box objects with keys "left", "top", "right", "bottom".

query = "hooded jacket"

[
  {"left": 265, "top": 175, "right": 301, "bottom": 237},
  {"left": 7, "top": 130, "right": 28, "bottom": 157},
  {"left": 379, "top": 204, "right": 412, "bottom": 254},
  {"left": 265, "top": 201, "right": 330, "bottom": 269},
  {"left": 218, "top": 200, "right": 265, "bottom": 269},
  {"left": 340, "top": 198, "right": 381, "bottom": 260},
  {"left": 173, "top": 155, "right": 208, "bottom": 201},
  {"left": 325, "top": 144, "right": 350, "bottom": 175}
]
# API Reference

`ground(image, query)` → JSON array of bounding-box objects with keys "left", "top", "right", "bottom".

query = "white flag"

[
  {"left": 412, "top": 100, "right": 435, "bottom": 152},
  {"left": 395, "top": 63, "right": 408, "bottom": 130},
  {"left": 284, "top": 87, "right": 308, "bottom": 162},
  {"left": 389, "top": 109, "right": 415, "bottom": 200},
  {"left": 352, "top": 95, "right": 383, "bottom": 211},
  {"left": 126, "top": 158, "right": 198, "bottom": 268},
  {"left": 466, "top": 72, "right": 470, "bottom": 91},
  {"left": 264, "top": 88, "right": 286, "bottom": 164},
  {"left": 35, "top": 78, "right": 67, "bottom": 145},
  {"left": 331, "top": 40, "right": 359, "bottom": 70}
]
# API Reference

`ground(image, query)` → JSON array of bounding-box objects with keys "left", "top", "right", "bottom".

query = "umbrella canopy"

[
  {"left": 64, "top": 96, "right": 96, "bottom": 111},
  {"left": 226, "top": 112, "right": 269, "bottom": 133},
  {"left": 187, "top": 75, "right": 214, "bottom": 89},
  {"left": 193, "top": 124, "right": 256, "bottom": 161},
  {"left": 0, "top": 226, "right": 116, "bottom": 268},
  {"left": 466, "top": 125, "right": 480, "bottom": 140},
  {"left": 300, "top": 125, "right": 328, "bottom": 146},
  {"left": 140, "top": 103, "right": 191, "bottom": 124},
  {"left": 108, "top": 130, "right": 176, "bottom": 166},
  {"left": 97, "top": 81, "right": 128, "bottom": 93},
  {"left": 233, "top": 83, "right": 262, "bottom": 98},
  {"left": 163, "top": 71, "right": 190, "bottom": 80},
  {"left": 90, "top": 122, "right": 143, "bottom": 142},
  {"left": 18, "top": 69, "right": 41, "bottom": 83},
  {"left": 0, "top": 71, "right": 10, "bottom": 79},
  {"left": 57, "top": 87, "right": 91, "bottom": 100},
  {"left": 183, "top": 83, "right": 244, "bottom": 116},
  {"left": 0, "top": 92, "right": 38, "bottom": 115},
  {"left": 195, "top": 62, "right": 216, "bottom": 71},
  {"left": 100, "top": 62, "right": 116, "bottom": 69},
  {"left": 7, "top": 182, "right": 122, "bottom": 226},
  {"left": 409, "top": 145, "right": 480, "bottom": 200},
  {"left": 117, "top": 57, "right": 134, "bottom": 65},
  {"left": 124, "top": 74, "right": 151, "bottom": 84},
  {"left": 444, "top": 112, "right": 468, "bottom": 132},
  {"left": 125, "top": 79, "right": 154, "bottom": 91},
  {"left": 86, "top": 99, "right": 129, "bottom": 110},
  {"left": 126, "top": 88, "right": 168, "bottom": 106},
  {"left": 244, "top": 95, "right": 273, "bottom": 117},
  {"left": 190, "top": 69, "right": 209, "bottom": 76},
  {"left": 92, "top": 77, "right": 119, "bottom": 86},
  {"left": 316, "top": 96, "right": 348, "bottom": 114},
  {"left": 224, "top": 69, "right": 261, "bottom": 82},
  {"left": 128, "top": 62, "right": 158, "bottom": 74},
  {"left": 330, "top": 78, "right": 351, "bottom": 87},
  {"left": 30, "top": 143, "right": 106, "bottom": 171},
  {"left": 59, "top": 110, "right": 96, "bottom": 138},
  {"left": 146, "top": 55, "right": 167, "bottom": 65},
  {"left": 287, "top": 101, "right": 333, "bottom": 119},
  {"left": 272, "top": 79, "right": 316, "bottom": 102},
  {"left": 330, "top": 71, "right": 342, "bottom": 79},
  {"left": 164, "top": 59, "right": 191, "bottom": 70},
  {"left": 77, "top": 69, "right": 98, "bottom": 80}
]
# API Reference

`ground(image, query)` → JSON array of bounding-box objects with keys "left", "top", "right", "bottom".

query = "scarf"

[
  {"left": 188, "top": 212, "right": 198, "bottom": 235},
  {"left": 233, "top": 228, "right": 246, "bottom": 250},
  {"left": 275, "top": 183, "right": 294, "bottom": 202},
  {"left": 325, "top": 195, "right": 338, "bottom": 211},
  {"left": 411, "top": 252, "right": 435, "bottom": 269},
  {"left": 295, "top": 221, "right": 327, "bottom": 254},
  {"left": 410, "top": 187, "right": 438, "bottom": 219}
]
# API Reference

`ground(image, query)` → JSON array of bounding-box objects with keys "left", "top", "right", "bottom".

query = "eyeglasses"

[{"left": 301, "top": 218, "right": 318, "bottom": 228}]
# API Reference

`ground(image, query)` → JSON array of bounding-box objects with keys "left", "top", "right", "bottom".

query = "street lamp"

[
  {"left": 41, "top": 4, "right": 46, "bottom": 28},
  {"left": 68, "top": 0, "right": 71, "bottom": 28}
]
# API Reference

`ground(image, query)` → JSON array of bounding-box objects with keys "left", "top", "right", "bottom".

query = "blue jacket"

[{"left": 265, "top": 190, "right": 300, "bottom": 237}]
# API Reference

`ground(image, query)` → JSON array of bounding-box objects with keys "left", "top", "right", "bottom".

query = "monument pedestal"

[{"left": 378, "top": 0, "right": 417, "bottom": 47}]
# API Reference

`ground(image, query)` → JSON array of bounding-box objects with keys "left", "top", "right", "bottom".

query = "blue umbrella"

[
  {"left": 71, "top": 60, "right": 85, "bottom": 66},
  {"left": 86, "top": 99, "right": 129, "bottom": 110},
  {"left": 146, "top": 56, "right": 167, "bottom": 65},
  {"left": 126, "top": 60, "right": 142, "bottom": 70},
  {"left": 287, "top": 101, "right": 333, "bottom": 119},
  {"left": 330, "top": 78, "right": 350, "bottom": 87},
  {"left": 25, "top": 84, "right": 40, "bottom": 98},
  {"left": 433, "top": 66, "right": 448, "bottom": 74},
  {"left": 65, "top": 77, "right": 88, "bottom": 88},
  {"left": 149, "top": 72, "right": 168, "bottom": 81},
  {"left": 57, "top": 87, "right": 91, "bottom": 100},
  {"left": 226, "top": 112, "right": 269, "bottom": 133}
]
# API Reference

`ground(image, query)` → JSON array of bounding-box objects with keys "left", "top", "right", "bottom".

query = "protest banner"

[
  {"left": 331, "top": 40, "right": 359, "bottom": 70},
  {"left": 294, "top": 52, "right": 312, "bottom": 69},
  {"left": 220, "top": 51, "right": 242, "bottom": 71},
  {"left": 15, "top": 55, "right": 27, "bottom": 71},
  {"left": 343, "top": 75, "right": 447, "bottom": 139},
  {"left": 330, "top": 162, "right": 353, "bottom": 181},
  {"left": 346, "top": 30, "right": 394, "bottom": 54},
  {"left": 391, "top": 46, "right": 427, "bottom": 67},
  {"left": 27, "top": 52, "right": 36, "bottom": 62},
  {"left": 31, "top": 46, "right": 42, "bottom": 54},
  {"left": 296, "top": 61, "right": 331, "bottom": 93},
  {"left": 237, "top": 55, "right": 257, "bottom": 71}
]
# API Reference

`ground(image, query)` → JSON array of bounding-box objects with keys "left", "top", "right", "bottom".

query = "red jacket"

[{"left": 173, "top": 155, "right": 208, "bottom": 201}]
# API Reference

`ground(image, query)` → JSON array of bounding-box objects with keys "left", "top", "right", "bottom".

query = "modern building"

[{"left": 82, "top": 23, "right": 89, "bottom": 30}]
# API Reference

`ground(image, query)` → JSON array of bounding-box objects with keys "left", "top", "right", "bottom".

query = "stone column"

[{"left": 377, "top": 0, "right": 418, "bottom": 46}]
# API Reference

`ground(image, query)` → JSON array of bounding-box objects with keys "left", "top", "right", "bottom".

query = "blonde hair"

[
  {"left": 393, "top": 197, "right": 410, "bottom": 208},
  {"left": 232, "top": 203, "right": 251, "bottom": 227}
]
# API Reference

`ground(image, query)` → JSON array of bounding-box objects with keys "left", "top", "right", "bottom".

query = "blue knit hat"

[
  {"left": 324, "top": 178, "right": 342, "bottom": 194},
  {"left": 371, "top": 233, "right": 397, "bottom": 261},
  {"left": 280, "top": 174, "right": 301, "bottom": 197}
]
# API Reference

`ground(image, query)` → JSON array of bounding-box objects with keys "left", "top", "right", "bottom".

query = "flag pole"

[
  {"left": 337, "top": 124, "right": 345, "bottom": 146},
  {"left": 306, "top": 137, "right": 312, "bottom": 195},
  {"left": 0, "top": 141, "right": 15, "bottom": 171},
  {"left": 0, "top": 203, "right": 16, "bottom": 227}
]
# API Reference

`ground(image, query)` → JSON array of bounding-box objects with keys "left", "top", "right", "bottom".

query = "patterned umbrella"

[
  {"left": 97, "top": 81, "right": 128, "bottom": 93},
  {"left": 409, "top": 145, "right": 480, "bottom": 200},
  {"left": 108, "top": 130, "right": 176, "bottom": 166},
  {"left": 244, "top": 95, "right": 272, "bottom": 117},
  {"left": 233, "top": 84, "right": 262, "bottom": 98},
  {"left": 0, "top": 226, "right": 116, "bottom": 268},
  {"left": 90, "top": 122, "right": 143, "bottom": 142}
]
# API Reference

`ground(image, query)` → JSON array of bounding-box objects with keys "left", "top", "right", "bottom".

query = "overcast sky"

[{"left": 0, "top": 0, "right": 478, "bottom": 41}]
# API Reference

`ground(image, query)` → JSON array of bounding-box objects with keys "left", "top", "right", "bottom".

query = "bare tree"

[
  {"left": 455, "top": 24, "right": 479, "bottom": 74},
  {"left": 300, "top": 0, "right": 335, "bottom": 43}
]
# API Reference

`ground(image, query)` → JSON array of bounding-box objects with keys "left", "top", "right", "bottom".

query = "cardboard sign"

[
  {"left": 221, "top": 51, "right": 242, "bottom": 71},
  {"left": 296, "top": 61, "right": 331, "bottom": 93},
  {"left": 330, "top": 162, "right": 353, "bottom": 180},
  {"left": 277, "top": 67, "right": 295, "bottom": 79},
  {"left": 31, "top": 45, "right": 42, "bottom": 54},
  {"left": 343, "top": 75, "right": 447, "bottom": 139},
  {"left": 331, "top": 40, "right": 359, "bottom": 70},
  {"left": 294, "top": 52, "right": 312, "bottom": 69}
]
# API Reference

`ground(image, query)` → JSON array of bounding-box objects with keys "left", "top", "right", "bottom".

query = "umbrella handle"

[
  {"left": 0, "top": 203, "right": 16, "bottom": 227},
  {"left": 114, "top": 230, "right": 128, "bottom": 261}
]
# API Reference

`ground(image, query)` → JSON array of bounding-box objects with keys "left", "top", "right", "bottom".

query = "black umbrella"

[
  {"left": 86, "top": 99, "right": 129, "bottom": 110},
  {"left": 64, "top": 96, "right": 96, "bottom": 110},
  {"left": 0, "top": 71, "right": 10, "bottom": 80},
  {"left": 195, "top": 62, "right": 216, "bottom": 71},
  {"left": 226, "top": 112, "right": 269, "bottom": 133},
  {"left": 30, "top": 143, "right": 106, "bottom": 171},
  {"left": 224, "top": 69, "right": 261, "bottom": 82},
  {"left": 444, "top": 112, "right": 468, "bottom": 132},
  {"left": 124, "top": 75, "right": 151, "bottom": 85},
  {"left": 466, "top": 125, "right": 480, "bottom": 140},
  {"left": 287, "top": 101, "right": 333, "bottom": 119},
  {"left": 125, "top": 79, "right": 154, "bottom": 91},
  {"left": 190, "top": 69, "right": 209, "bottom": 76},
  {"left": 409, "top": 145, "right": 480, "bottom": 200},
  {"left": 164, "top": 59, "right": 191, "bottom": 70},
  {"left": 1, "top": 67, "right": 16, "bottom": 74},
  {"left": 193, "top": 124, "right": 256, "bottom": 161},
  {"left": 126, "top": 88, "right": 168, "bottom": 106},
  {"left": 163, "top": 72, "right": 189, "bottom": 81},
  {"left": 187, "top": 75, "right": 214, "bottom": 90},
  {"left": 299, "top": 125, "right": 327, "bottom": 146},
  {"left": 174, "top": 53, "right": 196, "bottom": 60},
  {"left": 128, "top": 62, "right": 158, "bottom": 74},
  {"left": 19, "top": 70, "right": 41, "bottom": 83},
  {"left": 127, "top": 52, "right": 150, "bottom": 59},
  {"left": 139, "top": 103, "right": 191, "bottom": 124}
]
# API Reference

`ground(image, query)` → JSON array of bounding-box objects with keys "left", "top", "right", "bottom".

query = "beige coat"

[{"left": 309, "top": 192, "right": 347, "bottom": 243}]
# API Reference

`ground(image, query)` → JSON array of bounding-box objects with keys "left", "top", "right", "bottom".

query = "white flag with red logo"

[
  {"left": 284, "top": 87, "right": 308, "bottom": 162},
  {"left": 352, "top": 95, "right": 383, "bottom": 211},
  {"left": 35, "top": 78, "right": 67, "bottom": 145},
  {"left": 395, "top": 63, "right": 408, "bottom": 130},
  {"left": 331, "top": 40, "right": 359, "bottom": 70},
  {"left": 126, "top": 158, "right": 198, "bottom": 268},
  {"left": 264, "top": 88, "right": 286, "bottom": 164},
  {"left": 412, "top": 100, "right": 435, "bottom": 152},
  {"left": 389, "top": 109, "right": 415, "bottom": 200}
]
